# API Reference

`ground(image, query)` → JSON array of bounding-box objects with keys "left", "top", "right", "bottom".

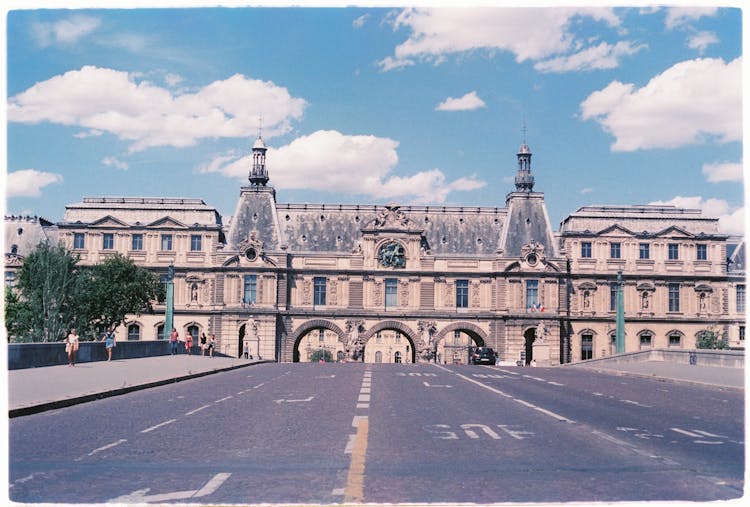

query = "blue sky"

[{"left": 4, "top": 2, "right": 745, "bottom": 236}]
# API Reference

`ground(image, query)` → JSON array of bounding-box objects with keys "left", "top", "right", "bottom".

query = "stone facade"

[{"left": 5, "top": 138, "right": 745, "bottom": 363}]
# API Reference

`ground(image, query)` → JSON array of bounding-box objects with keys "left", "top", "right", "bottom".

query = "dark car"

[{"left": 471, "top": 347, "right": 496, "bottom": 365}]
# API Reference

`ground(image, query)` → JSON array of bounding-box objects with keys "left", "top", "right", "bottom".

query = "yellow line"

[{"left": 343, "top": 418, "right": 369, "bottom": 503}]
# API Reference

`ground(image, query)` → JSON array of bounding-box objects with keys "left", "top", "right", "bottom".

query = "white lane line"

[
  {"left": 215, "top": 395, "right": 233, "bottom": 403},
  {"left": 352, "top": 415, "right": 368, "bottom": 427},
  {"left": 357, "top": 394, "right": 371, "bottom": 402},
  {"left": 671, "top": 428, "right": 702, "bottom": 437},
  {"left": 344, "top": 434, "right": 357, "bottom": 454},
  {"left": 141, "top": 419, "right": 177, "bottom": 433},
  {"left": 356, "top": 403, "right": 369, "bottom": 409},
  {"left": 185, "top": 404, "right": 211, "bottom": 416},
  {"left": 435, "top": 364, "right": 575, "bottom": 423},
  {"left": 193, "top": 472, "right": 232, "bottom": 497},
  {"left": 75, "top": 439, "right": 128, "bottom": 461},
  {"left": 253, "top": 382, "right": 265, "bottom": 389}
]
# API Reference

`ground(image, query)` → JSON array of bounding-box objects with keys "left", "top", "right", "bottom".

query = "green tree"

[
  {"left": 9, "top": 242, "right": 80, "bottom": 342},
  {"left": 695, "top": 328, "right": 728, "bottom": 350},
  {"left": 77, "top": 253, "right": 164, "bottom": 336},
  {"left": 310, "top": 349, "right": 333, "bottom": 362}
]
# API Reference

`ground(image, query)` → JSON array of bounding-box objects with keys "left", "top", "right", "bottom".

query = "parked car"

[{"left": 471, "top": 347, "right": 497, "bottom": 365}]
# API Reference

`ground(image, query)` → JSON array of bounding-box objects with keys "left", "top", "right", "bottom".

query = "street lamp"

[{"left": 615, "top": 270, "right": 625, "bottom": 354}]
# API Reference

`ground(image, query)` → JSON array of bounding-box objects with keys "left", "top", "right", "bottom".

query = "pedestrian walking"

[
  {"left": 185, "top": 332, "right": 193, "bottom": 355},
  {"left": 169, "top": 328, "right": 179, "bottom": 355},
  {"left": 66, "top": 328, "right": 79, "bottom": 366},
  {"left": 102, "top": 327, "right": 116, "bottom": 362},
  {"left": 208, "top": 334, "right": 216, "bottom": 358},
  {"left": 200, "top": 332, "right": 208, "bottom": 356},
  {"left": 243, "top": 341, "right": 249, "bottom": 359}
]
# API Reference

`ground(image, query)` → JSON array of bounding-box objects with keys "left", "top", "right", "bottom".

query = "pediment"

[
  {"left": 595, "top": 224, "right": 636, "bottom": 237},
  {"left": 653, "top": 225, "right": 694, "bottom": 239},
  {"left": 361, "top": 204, "right": 422, "bottom": 234},
  {"left": 89, "top": 215, "right": 130, "bottom": 228},
  {"left": 146, "top": 216, "right": 188, "bottom": 229}
]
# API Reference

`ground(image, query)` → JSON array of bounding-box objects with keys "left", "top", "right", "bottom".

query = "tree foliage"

[
  {"left": 5, "top": 245, "right": 164, "bottom": 342},
  {"left": 695, "top": 328, "right": 729, "bottom": 350},
  {"left": 9, "top": 242, "right": 80, "bottom": 342},
  {"left": 310, "top": 349, "right": 333, "bottom": 362}
]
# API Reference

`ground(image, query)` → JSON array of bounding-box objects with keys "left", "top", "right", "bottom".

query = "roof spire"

[
  {"left": 514, "top": 123, "right": 534, "bottom": 192},
  {"left": 249, "top": 117, "right": 269, "bottom": 186}
]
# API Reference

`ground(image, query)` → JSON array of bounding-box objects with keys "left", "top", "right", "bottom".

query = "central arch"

[
  {"left": 433, "top": 321, "right": 489, "bottom": 347},
  {"left": 291, "top": 319, "right": 347, "bottom": 362},
  {"left": 360, "top": 320, "right": 418, "bottom": 363}
]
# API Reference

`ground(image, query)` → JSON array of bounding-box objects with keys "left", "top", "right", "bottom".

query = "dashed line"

[
  {"left": 75, "top": 439, "right": 127, "bottom": 461},
  {"left": 253, "top": 383, "right": 265, "bottom": 389},
  {"left": 215, "top": 395, "right": 233, "bottom": 403},
  {"left": 185, "top": 404, "right": 211, "bottom": 416},
  {"left": 141, "top": 419, "right": 177, "bottom": 433}
]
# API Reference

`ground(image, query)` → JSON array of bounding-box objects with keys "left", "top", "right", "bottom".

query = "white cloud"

[
  {"left": 664, "top": 7, "right": 718, "bottom": 30},
  {"left": 8, "top": 66, "right": 308, "bottom": 152},
  {"left": 687, "top": 31, "right": 719, "bottom": 54},
  {"left": 102, "top": 156, "right": 129, "bottom": 171},
  {"left": 650, "top": 195, "right": 744, "bottom": 235},
  {"left": 353, "top": 14, "right": 369, "bottom": 29},
  {"left": 202, "top": 129, "right": 485, "bottom": 204},
  {"left": 436, "top": 91, "right": 486, "bottom": 112},
  {"left": 164, "top": 73, "right": 184, "bottom": 88},
  {"left": 534, "top": 40, "right": 646, "bottom": 73},
  {"left": 7, "top": 169, "right": 64, "bottom": 197},
  {"left": 702, "top": 161, "right": 744, "bottom": 183},
  {"left": 31, "top": 15, "right": 101, "bottom": 47},
  {"left": 378, "top": 7, "right": 624, "bottom": 72},
  {"left": 580, "top": 187, "right": 594, "bottom": 194},
  {"left": 580, "top": 57, "right": 741, "bottom": 151}
]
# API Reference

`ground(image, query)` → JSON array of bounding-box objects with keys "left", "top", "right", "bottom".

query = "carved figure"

[
  {"left": 378, "top": 241, "right": 406, "bottom": 268},
  {"left": 535, "top": 322, "right": 547, "bottom": 343}
]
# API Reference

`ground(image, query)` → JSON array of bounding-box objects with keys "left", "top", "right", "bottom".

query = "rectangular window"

[
  {"left": 131, "top": 234, "right": 143, "bottom": 251},
  {"left": 668, "top": 334, "right": 681, "bottom": 347},
  {"left": 639, "top": 243, "right": 650, "bottom": 259},
  {"left": 610, "top": 282, "right": 620, "bottom": 312},
  {"left": 456, "top": 279, "right": 469, "bottom": 308},
  {"left": 740, "top": 326, "right": 745, "bottom": 342},
  {"left": 318, "top": 329, "right": 324, "bottom": 342},
  {"left": 580, "top": 242, "right": 592, "bottom": 258},
  {"left": 737, "top": 285, "right": 745, "bottom": 313},
  {"left": 73, "top": 233, "right": 85, "bottom": 249},
  {"left": 581, "top": 334, "right": 593, "bottom": 360},
  {"left": 127, "top": 325, "right": 140, "bottom": 341},
  {"left": 668, "top": 243, "right": 679, "bottom": 260},
  {"left": 314, "top": 276, "right": 327, "bottom": 306},
  {"left": 102, "top": 233, "right": 114, "bottom": 250},
  {"left": 610, "top": 242, "right": 621, "bottom": 259},
  {"left": 668, "top": 283, "right": 680, "bottom": 312},
  {"left": 243, "top": 274, "right": 257, "bottom": 305},
  {"left": 639, "top": 334, "right": 652, "bottom": 349},
  {"left": 161, "top": 234, "right": 173, "bottom": 251},
  {"left": 5, "top": 271, "right": 16, "bottom": 287},
  {"left": 385, "top": 278, "right": 398, "bottom": 308},
  {"left": 525, "top": 280, "right": 539, "bottom": 310},
  {"left": 190, "top": 234, "right": 202, "bottom": 251},
  {"left": 453, "top": 330, "right": 461, "bottom": 345},
  {"left": 696, "top": 244, "right": 707, "bottom": 261}
]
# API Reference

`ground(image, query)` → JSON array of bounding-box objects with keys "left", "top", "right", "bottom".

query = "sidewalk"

[
  {"left": 8, "top": 354, "right": 267, "bottom": 417},
  {"left": 565, "top": 360, "right": 745, "bottom": 390}
]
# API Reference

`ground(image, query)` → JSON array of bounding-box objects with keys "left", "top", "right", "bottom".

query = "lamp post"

[{"left": 615, "top": 270, "right": 625, "bottom": 354}]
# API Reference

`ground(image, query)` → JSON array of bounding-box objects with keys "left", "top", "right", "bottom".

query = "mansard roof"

[
  {"left": 63, "top": 197, "right": 222, "bottom": 228},
  {"left": 559, "top": 204, "right": 723, "bottom": 237},
  {"left": 4, "top": 215, "right": 57, "bottom": 258}
]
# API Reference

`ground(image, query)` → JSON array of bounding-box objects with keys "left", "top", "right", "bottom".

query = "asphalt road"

[{"left": 8, "top": 363, "right": 744, "bottom": 504}]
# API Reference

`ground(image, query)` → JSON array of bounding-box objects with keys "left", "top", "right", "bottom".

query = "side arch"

[{"left": 434, "top": 321, "right": 489, "bottom": 346}]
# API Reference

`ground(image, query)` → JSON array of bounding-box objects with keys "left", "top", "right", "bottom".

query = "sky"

[{"left": 3, "top": 1, "right": 746, "bottom": 237}]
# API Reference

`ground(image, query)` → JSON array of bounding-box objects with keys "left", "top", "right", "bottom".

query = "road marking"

[
  {"left": 592, "top": 430, "right": 679, "bottom": 465},
  {"left": 344, "top": 434, "right": 357, "bottom": 454},
  {"left": 436, "top": 365, "right": 574, "bottom": 423},
  {"left": 620, "top": 399, "right": 652, "bottom": 408},
  {"left": 547, "top": 381, "right": 565, "bottom": 386},
  {"left": 317, "top": 374, "right": 336, "bottom": 378},
  {"left": 75, "top": 439, "right": 128, "bottom": 461},
  {"left": 274, "top": 396, "right": 314, "bottom": 404},
  {"left": 344, "top": 418, "right": 368, "bottom": 503},
  {"left": 360, "top": 387, "right": 371, "bottom": 393},
  {"left": 253, "top": 382, "right": 265, "bottom": 389},
  {"left": 185, "top": 404, "right": 211, "bottom": 416},
  {"left": 141, "top": 419, "right": 177, "bottom": 433},
  {"left": 423, "top": 381, "right": 453, "bottom": 388},
  {"left": 671, "top": 428, "right": 701, "bottom": 437},
  {"left": 215, "top": 395, "right": 234, "bottom": 403},
  {"left": 110, "top": 473, "right": 231, "bottom": 503},
  {"left": 358, "top": 394, "right": 371, "bottom": 402}
]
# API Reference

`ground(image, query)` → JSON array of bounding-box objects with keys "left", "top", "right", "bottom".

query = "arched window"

[
  {"left": 10, "top": 244, "right": 18, "bottom": 255},
  {"left": 375, "top": 351, "right": 383, "bottom": 363},
  {"left": 581, "top": 333, "right": 593, "bottom": 360},
  {"left": 394, "top": 351, "right": 402, "bottom": 363},
  {"left": 187, "top": 325, "right": 200, "bottom": 342},
  {"left": 127, "top": 324, "right": 141, "bottom": 341}
]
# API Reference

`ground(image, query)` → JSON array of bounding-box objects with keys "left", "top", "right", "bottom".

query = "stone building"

[{"left": 4, "top": 136, "right": 745, "bottom": 362}]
